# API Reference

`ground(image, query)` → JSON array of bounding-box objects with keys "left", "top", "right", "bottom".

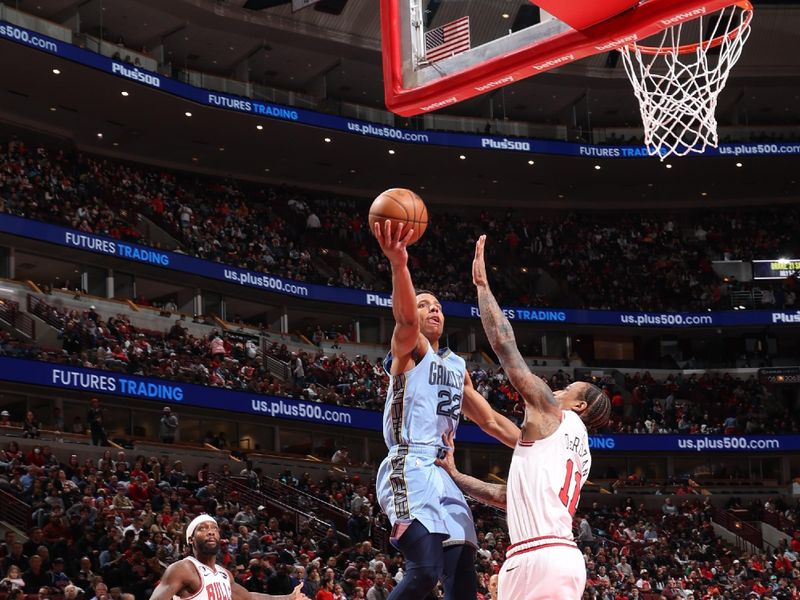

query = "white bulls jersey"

[
  {"left": 184, "top": 557, "right": 232, "bottom": 600},
  {"left": 505, "top": 410, "right": 591, "bottom": 555}
]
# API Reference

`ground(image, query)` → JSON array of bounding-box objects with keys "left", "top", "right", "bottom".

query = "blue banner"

[
  {"left": 588, "top": 434, "right": 787, "bottom": 453},
  {"left": 3, "top": 213, "right": 800, "bottom": 328},
  {"left": 0, "top": 356, "right": 794, "bottom": 451},
  {"left": 1, "top": 21, "right": 799, "bottom": 159}
]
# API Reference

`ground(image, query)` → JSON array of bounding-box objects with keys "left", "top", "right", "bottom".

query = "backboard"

[{"left": 381, "top": 0, "right": 748, "bottom": 116}]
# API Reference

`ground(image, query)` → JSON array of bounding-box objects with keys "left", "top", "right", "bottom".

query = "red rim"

[{"left": 624, "top": 0, "right": 753, "bottom": 56}]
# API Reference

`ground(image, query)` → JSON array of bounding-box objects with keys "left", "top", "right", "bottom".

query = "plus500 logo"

[
  {"left": 111, "top": 62, "right": 161, "bottom": 87},
  {"left": 481, "top": 138, "right": 531, "bottom": 151}
]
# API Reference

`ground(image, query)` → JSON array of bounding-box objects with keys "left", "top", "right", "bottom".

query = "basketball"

[{"left": 368, "top": 188, "right": 428, "bottom": 245}]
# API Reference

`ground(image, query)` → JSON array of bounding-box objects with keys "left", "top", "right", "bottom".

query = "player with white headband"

[{"left": 149, "top": 514, "right": 310, "bottom": 600}]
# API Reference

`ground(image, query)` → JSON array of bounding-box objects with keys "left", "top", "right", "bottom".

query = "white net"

[{"left": 619, "top": 3, "right": 752, "bottom": 159}]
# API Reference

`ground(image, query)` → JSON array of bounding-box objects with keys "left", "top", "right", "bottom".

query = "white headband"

[{"left": 186, "top": 514, "right": 217, "bottom": 544}]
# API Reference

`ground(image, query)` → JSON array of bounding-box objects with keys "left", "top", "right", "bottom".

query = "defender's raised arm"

[{"left": 472, "top": 235, "right": 560, "bottom": 416}]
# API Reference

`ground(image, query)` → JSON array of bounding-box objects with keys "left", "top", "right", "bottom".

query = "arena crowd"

[
  {"left": 1, "top": 138, "right": 798, "bottom": 312},
  {"left": 0, "top": 294, "right": 797, "bottom": 438},
  {"left": 1, "top": 441, "right": 799, "bottom": 600}
]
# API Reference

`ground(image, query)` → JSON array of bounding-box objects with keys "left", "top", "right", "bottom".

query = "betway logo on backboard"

[
  {"left": 595, "top": 34, "right": 638, "bottom": 51},
  {"left": 418, "top": 96, "right": 458, "bottom": 112},
  {"left": 475, "top": 75, "right": 515, "bottom": 92},
  {"left": 661, "top": 7, "right": 706, "bottom": 26},
  {"left": 532, "top": 53, "right": 575, "bottom": 71}
]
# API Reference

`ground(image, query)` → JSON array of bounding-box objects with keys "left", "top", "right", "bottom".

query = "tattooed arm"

[
  {"left": 472, "top": 235, "right": 560, "bottom": 415},
  {"left": 436, "top": 432, "right": 506, "bottom": 509}
]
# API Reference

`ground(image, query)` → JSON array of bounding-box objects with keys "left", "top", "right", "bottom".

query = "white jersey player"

[
  {"left": 437, "top": 235, "right": 611, "bottom": 600},
  {"left": 149, "top": 515, "right": 309, "bottom": 600},
  {"left": 500, "top": 409, "right": 592, "bottom": 598}
]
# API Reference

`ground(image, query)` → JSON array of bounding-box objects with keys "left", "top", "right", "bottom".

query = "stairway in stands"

[{"left": 209, "top": 472, "right": 389, "bottom": 551}]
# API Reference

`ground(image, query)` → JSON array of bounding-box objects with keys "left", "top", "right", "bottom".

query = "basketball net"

[{"left": 618, "top": 2, "right": 753, "bottom": 159}]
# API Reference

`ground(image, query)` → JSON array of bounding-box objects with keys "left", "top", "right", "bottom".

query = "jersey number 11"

[{"left": 558, "top": 459, "right": 582, "bottom": 516}]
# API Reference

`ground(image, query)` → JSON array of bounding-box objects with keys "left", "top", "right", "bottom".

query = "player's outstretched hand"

[
  {"left": 435, "top": 431, "right": 459, "bottom": 477},
  {"left": 374, "top": 219, "right": 415, "bottom": 268},
  {"left": 472, "top": 234, "right": 489, "bottom": 289}
]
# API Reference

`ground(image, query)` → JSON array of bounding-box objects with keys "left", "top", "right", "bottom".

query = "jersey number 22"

[{"left": 436, "top": 390, "right": 461, "bottom": 420}]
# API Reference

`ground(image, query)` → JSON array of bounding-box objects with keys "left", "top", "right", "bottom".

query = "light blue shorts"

[{"left": 376, "top": 444, "right": 477, "bottom": 548}]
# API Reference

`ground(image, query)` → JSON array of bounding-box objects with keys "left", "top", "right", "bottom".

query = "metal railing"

[
  {"left": 208, "top": 473, "right": 346, "bottom": 545},
  {"left": 759, "top": 509, "right": 797, "bottom": 536},
  {"left": 0, "top": 489, "right": 32, "bottom": 531},
  {"left": 257, "top": 473, "right": 390, "bottom": 552},
  {"left": 259, "top": 473, "right": 351, "bottom": 530},
  {"left": 27, "top": 295, "right": 65, "bottom": 331},
  {"left": 208, "top": 472, "right": 392, "bottom": 551},
  {"left": 712, "top": 506, "right": 765, "bottom": 551},
  {"left": 265, "top": 354, "right": 290, "bottom": 381},
  {"left": 0, "top": 297, "right": 35, "bottom": 339},
  {"left": 730, "top": 289, "right": 763, "bottom": 309}
]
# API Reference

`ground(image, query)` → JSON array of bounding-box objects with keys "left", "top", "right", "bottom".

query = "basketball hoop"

[{"left": 618, "top": 1, "right": 753, "bottom": 159}]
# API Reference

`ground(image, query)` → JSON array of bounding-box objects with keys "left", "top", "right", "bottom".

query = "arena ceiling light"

[
  {"left": 324, "top": 137, "right": 332, "bottom": 143},
  {"left": 121, "top": 91, "right": 129, "bottom": 97},
  {"left": 52, "top": 68, "right": 60, "bottom": 75},
  {"left": 184, "top": 111, "right": 193, "bottom": 117},
  {"left": 96, "top": 133, "right": 103, "bottom": 138},
  {"left": 736, "top": 162, "right": 743, "bottom": 168},
  {"left": 388, "top": 149, "right": 396, "bottom": 155},
  {"left": 256, "top": 125, "right": 264, "bottom": 130},
  {"left": 594, "top": 165, "right": 601, "bottom": 170},
  {"left": 527, "top": 160, "right": 534, "bottom": 165},
  {"left": 459, "top": 154, "right": 466, "bottom": 160},
  {"left": 665, "top": 163, "right": 673, "bottom": 169}
]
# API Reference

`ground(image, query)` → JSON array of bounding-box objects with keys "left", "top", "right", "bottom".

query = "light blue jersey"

[
  {"left": 382, "top": 344, "right": 465, "bottom": 449},
  {"left": 376, "top": 344, "right": 477, "bottom": 548}
]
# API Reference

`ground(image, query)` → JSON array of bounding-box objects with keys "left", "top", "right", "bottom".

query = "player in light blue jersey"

[{"left": 372, "top": 219, "right": 521, "bottom": 600}]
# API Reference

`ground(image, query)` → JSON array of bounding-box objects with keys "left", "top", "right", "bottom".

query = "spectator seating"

[{"left": 1, "top": 137, "right": 798, "bottom": 312}]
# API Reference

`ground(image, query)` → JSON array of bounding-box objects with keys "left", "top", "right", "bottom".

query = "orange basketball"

[{"left": 368, "top": 188, "right": 428, "bottom": 245}]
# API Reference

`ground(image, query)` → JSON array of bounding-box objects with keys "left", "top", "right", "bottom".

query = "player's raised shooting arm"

[
  {"left": 462, "top": 372, "right": 520, "bottom": 449},
  {"left": 472, "top": 236, "right": 559, "bottom": 414},
  {"left": 374, "top": 219, "right": 421, "bottom": 358},
  {"left": 148, "top": 560, "right": 196, "bottom": 600},
  {"left": 436, "top": 432, "right": 506, "bottom": 509}
]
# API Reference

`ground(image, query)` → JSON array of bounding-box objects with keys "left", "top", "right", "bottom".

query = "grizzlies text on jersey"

[{"left": 377, "top": 344, "right": 477, "bottom": 548}]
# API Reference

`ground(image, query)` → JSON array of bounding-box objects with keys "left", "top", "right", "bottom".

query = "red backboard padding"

[{"left": 531, "top": 0, "right": 641, "bottom": 30}]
